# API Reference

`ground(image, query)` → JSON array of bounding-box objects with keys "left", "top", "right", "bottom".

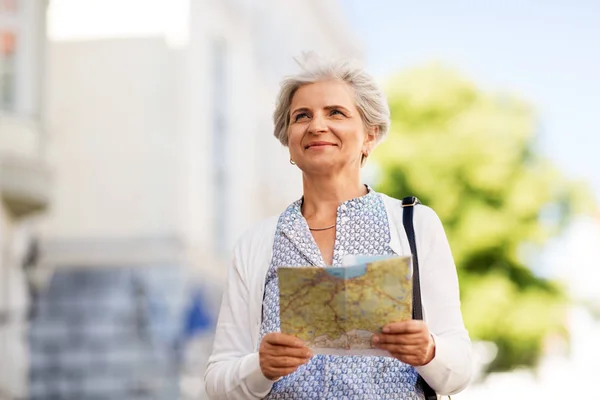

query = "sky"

[
  {"left": 341, "top": 0, "right": 600, "bottom": 204},
  {"left": 47, "top": 0, "right": 190, "bottom": 46}
]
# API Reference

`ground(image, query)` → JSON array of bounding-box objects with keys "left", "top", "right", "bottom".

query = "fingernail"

[
  {"left": 382, "top": 327, "right": 390, "bottom": 333},
  {"left": 372, "top": 336, "right": 379, "bottom": 344}
]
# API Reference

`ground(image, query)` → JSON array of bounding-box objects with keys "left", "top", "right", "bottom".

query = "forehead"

[{"left": 290, "top": 80, "right": 356, "bottom": 109}]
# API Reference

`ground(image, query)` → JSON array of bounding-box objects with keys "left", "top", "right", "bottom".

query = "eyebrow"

[
  {"left": 291, "top": 107, "right": 310, "bottom": 116},
  {"left": 290, "top": 105, "right": 352, "bottom": 115}
]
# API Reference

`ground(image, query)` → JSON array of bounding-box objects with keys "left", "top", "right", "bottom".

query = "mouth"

[{"left": 305, "top": 141, "right": 337, "bottom": 149}]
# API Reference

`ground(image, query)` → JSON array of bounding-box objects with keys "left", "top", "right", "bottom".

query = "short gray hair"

[{"left": 273, "top": 53, "right": 390, "bottom": 146}]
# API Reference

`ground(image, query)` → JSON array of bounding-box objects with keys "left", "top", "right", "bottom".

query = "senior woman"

[{"left": 204, "top": 55, "right": 472, "bottom": 399}]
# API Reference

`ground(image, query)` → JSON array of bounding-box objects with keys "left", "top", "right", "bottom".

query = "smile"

[{"left": 305, "top": 141, "right": 337, "bottom": 149}]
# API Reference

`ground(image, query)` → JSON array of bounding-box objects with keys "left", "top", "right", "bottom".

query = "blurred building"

[
  {"left": 0, "top": 0, "right": 50, "bottom": 398},
  {"left": 19, "top": 1, "right": 361, "bottom": 399},
  {"left": 41, "top": 0, "right": 360, "bottom": 284}
]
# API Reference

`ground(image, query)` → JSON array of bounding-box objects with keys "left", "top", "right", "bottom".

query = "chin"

[{"left": 300, "top": 159, "right": 339, "bottom": 174}]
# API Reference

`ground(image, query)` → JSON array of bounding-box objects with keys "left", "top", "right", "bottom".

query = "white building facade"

[
  {"left": 41, "top": 0, "right": 361, "bottom": 281},
  {"left": 28, "top": 1, "right": 360, "bottom": 398},
  {"left": 0, "top": 0, "right": 50, "bottom": 398}
]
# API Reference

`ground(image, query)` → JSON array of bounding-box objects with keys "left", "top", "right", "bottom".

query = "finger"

[
  {"left": 381, "top": 320, "right": 426, "bottom": 334},
  {"left": 265, "top": 333, "right": 306, "bottom": 348},
  {"left": 267, "top": 346, "right": 312, "bottom": 359},
  {"left": 270, "top": 355, "right": 312, "bottom": 368},
  {"left": 375, "top": 343, "right": 422, "bottom": 355},
  {"left": 373, "top": 332, "right": 423, "bottom": 345}
]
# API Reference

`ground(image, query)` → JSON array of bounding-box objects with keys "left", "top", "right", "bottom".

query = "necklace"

[{"left": 308, "top": 224, "right": 336, "bottom": 231}]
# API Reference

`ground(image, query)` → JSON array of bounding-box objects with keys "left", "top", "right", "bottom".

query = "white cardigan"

[{"left": 205, "top": 194, "right": 473, "bottom": 399}]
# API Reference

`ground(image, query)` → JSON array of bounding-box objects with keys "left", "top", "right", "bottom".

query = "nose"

[{"left": 307, "top": 112, "right": 327, "bottom": 135}]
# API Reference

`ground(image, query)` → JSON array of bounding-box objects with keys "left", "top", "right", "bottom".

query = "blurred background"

[{"left": 0, "top": 0, "right": 598, "bottom": 399}]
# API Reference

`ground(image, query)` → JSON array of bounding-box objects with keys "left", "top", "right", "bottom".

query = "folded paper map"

[{"left": 278, "top": 255, "right": 413, "bottom": 356}]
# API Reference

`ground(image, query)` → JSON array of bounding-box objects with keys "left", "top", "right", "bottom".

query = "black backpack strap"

[
  {"left": 401, "top": 196, "right": 423, "bottom": 320},
  {"left": 402, "top": 196, "right": 438, "bottom": 400}
]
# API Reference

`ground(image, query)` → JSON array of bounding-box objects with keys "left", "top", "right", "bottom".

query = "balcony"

[{"left": 0, "top": 114, "right": 51, "bottom": 218}]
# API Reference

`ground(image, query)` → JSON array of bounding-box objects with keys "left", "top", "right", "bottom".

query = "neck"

[{"left": 301, "top": 170, "right": 366, "bottom": 220}]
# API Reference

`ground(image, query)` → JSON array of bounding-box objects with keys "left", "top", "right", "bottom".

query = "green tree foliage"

[{"left": 374, "top": 64, "right": 594, "bottom": 372}]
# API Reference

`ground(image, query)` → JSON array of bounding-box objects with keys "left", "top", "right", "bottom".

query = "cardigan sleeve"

[
  {"left": 413, "top": 205, "right": 473, "bottom": 395},
  {"left": 204, "top": 243, "right": 274, "bottom": 400}
]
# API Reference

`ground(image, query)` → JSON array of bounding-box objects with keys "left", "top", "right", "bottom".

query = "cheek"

[
  {"left": 287, "top": 127, "right": 299, "bottom": 144},
  {"left": 336, "top": 124, "right": 367, "bottom": 149},
  {"left": 287, "top": 127, "right": 303, "bottom": 153}
]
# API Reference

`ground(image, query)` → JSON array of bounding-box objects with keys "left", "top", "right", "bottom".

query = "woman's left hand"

[{"left": 372, "top": 320, "right": 436, "bottom": 366}]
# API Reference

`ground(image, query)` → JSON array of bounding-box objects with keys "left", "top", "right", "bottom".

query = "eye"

[
  {"left": 330, "top": 109, "right": 345, "bottom": 117},
  {"left": 294, "top": 112, "right": 309, "bottom": 122}
]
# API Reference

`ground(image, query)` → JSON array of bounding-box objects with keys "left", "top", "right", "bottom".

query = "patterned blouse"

[{"left": 258, "top": 188, "right": 424, "bottom": 399}]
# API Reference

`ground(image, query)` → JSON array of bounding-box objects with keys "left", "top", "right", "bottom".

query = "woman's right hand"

[{"left": 259, "top": 333, "right": 312, "bottom": 381}]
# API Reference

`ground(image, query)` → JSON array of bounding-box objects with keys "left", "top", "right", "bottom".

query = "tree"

[{"left": 374, "top": 64, "right": 594, "bottom": 373}]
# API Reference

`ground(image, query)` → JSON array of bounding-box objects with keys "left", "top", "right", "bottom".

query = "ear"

[{"left": 363, "top": 126, "right": 378, "bottom": 154}]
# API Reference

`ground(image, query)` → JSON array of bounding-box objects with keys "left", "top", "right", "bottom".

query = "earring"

[
  {"left": 290, "top": 158, "right": 296, "bottom": 165},
  {"left": 361, "top": 151, "right": 369, "bottom": 166}
]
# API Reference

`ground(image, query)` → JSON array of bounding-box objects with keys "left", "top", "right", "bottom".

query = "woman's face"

[{"left": 287, "top": 80, "right": 375, "bottom": 174}]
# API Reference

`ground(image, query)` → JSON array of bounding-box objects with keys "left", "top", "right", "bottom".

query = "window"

[
  {"left": 0, "top": 0, "right": 18, "bottom": 111},
  {"left": 0, "top": 0, "right": 18, "bottom": 13},
  {"left": 0, "top": 0, "right": 44, "bottom": 117},
  {"left": 0, "top": 30, "right": 16, "bottom": 110},
  {"left": 210, "top": 38, "right": 229, "bottom": 256}
]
